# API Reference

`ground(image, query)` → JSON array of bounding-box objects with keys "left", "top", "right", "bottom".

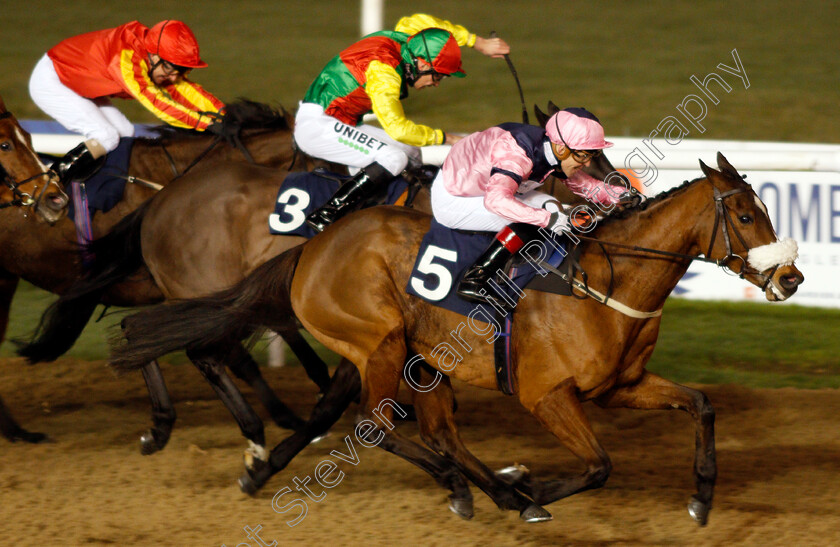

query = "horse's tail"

[
  {"left": 110, "top": 244, "right": 305, "bottom": 373},
  {"left": 16, "top": 200, "right": 152, "bottom": 363}
]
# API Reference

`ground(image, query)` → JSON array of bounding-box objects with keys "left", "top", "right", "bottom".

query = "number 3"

[
  {"left": 269, "top": 188, "right": 311, "bottom": 232},
  {"left": 410, "top": 245, "right": 458, "bottom": 301}
]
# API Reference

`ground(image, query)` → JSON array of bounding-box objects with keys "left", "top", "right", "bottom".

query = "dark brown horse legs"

[
  {"left": 0, "top": 394, "right": 48, "bottom": 443},
  {"left": 239, "top": 359, "right": 361, "bottom": 495},
  {"left": 272, "top": 326, "right": 331, "bottom": 393},
  {"left": 595, "top": 371, "right": 717, "bottom": 525},
  {"left": 224, "top": 342, "right": 306, "bottom": 431},
  {"left": 139, "top": 360, "right": 176, "bottom": 454},
  {"left": 185, "top": 346, "right": 267, "bottom": 453},
  {"left": 410, "top": 365, "right": 550, "bottom": 522},
  {"left": 0, "top": 272, "right": 47, "bottom": 443},
  {"left": 524, "top": 378, "right": 614, "bottom": 505}
]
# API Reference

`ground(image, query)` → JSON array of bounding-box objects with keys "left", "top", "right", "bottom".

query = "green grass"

[
  {"left": 2, "top": 282, "right": 839, "bottom": 389},
  {"left": 3, "top": 1, "right": 839, "bottom": 142}
]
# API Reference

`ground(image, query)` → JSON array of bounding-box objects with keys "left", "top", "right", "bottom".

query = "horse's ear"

[
  {"left": 547, "top": 100, "right": 560, "bottom": 115},
  {"left": 716, "top": 152, "right": 741, "bottom": 179},
  {"left": 699, "top": 159, "right": 717, "bottom": 179},
  {"left": 534, "top": 104, "right": 549, "bottom": 128}
]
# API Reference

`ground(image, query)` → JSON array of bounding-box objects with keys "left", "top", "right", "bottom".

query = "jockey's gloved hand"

[
  {"left": 206, "top": 120, "right": 225, "bottom": 137},
  {"left": 543, "top": 200, "right": 570, "bottom": 236}
]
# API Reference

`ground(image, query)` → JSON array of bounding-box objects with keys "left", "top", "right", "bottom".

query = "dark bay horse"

[
  {"left": 111, "top": 154, "right": 802, "bottom": 524},
  {"left": 1, "top": 100, "right": 314, "bottom": 444}
]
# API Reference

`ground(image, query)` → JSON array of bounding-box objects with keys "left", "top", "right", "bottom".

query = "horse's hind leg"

[
  {"left": 225, "top": 341, "right": 306, "bottom": 431},
  {"left": 138, "top": 360, "right": 176, "bottom": 454},
  {"left": 521, "top": 378, "right": 613, "bottom": 506},
  {"left": 186, "top": 347, "right": 268, "bottom": 469},
  {"left": 595, "top": 371, "right": 716, "bottom": 526},
  {"left": 272, "top": 326, "right": 331, "bottom": 393},
  {"left": 239, "top": 358, "right": 360, "bottom": 495},
  {"left": 410, "top": 362, "right": 550, "bottom": 522},
  {"left": 358, "top": 330, "right": 475, "bottom": 518}
]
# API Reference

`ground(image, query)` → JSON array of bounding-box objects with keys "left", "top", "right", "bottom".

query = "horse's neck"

[{"left": 578, "top": 180, "right": 710, "bottom": 312}]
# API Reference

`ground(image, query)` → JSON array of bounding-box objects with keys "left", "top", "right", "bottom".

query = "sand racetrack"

[{"left": 1, "top": 356, "right": 839, "bottom": 546}]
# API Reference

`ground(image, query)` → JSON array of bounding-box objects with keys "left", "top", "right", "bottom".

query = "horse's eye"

[
  {"left": 0, "top": 142, "right": 11, "bottom": 152},
  {"left": 738, "top": 214, "right": 753, "bottom": 224}
]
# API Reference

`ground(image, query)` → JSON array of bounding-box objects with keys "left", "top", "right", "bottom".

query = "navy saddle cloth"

[
  {"left": 405, "top": 219, "right": 568, "bottom": 318},
  {"left": 268, "top": 170, "right": 409, "bottom": 239},
  {"left": 68, "top": 137, "right": 134, "bottom": 221}
]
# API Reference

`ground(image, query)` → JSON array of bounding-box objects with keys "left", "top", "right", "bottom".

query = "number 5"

[{"left": 410, "top": 245, "right": 458, "bottom": 301}]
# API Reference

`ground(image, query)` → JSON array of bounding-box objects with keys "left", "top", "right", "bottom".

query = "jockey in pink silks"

[{"left": 431, "top": 107, "right": 635, "bottom": 307}]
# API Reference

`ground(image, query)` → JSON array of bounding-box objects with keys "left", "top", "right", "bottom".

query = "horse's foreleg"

[
  {"left": 524, "top": 378, "right": 613, "bottom": 505},
  {"left": 0, "top": 270, "right": 18, "bottom": 345},
  {"left": 0, "top": 273, "right": 47, "bottom": 444},
  {"left": 595, "top": 371, "right": 716, "bottom": 526},
  {"left": 225, "top": 342, "right": 305, "bottom": 431},
  {"left": 139, "top": 361, "right": 176, "bottom": 454},
  {"left": 411, "top": 363, "right": 550, "bottom": 522},
  {"left": 239, "top": 358, "right": 360, "bottom": 495},
  {"left": 186, "top": 347, "right": 267, "bottom": 470}
]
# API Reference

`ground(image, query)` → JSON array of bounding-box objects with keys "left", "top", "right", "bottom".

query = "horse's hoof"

[
  {"left": 687, "top": 495, "right": 710, "bottom": 526},
  {"left": 11, "top": 429, "right": 51, "bottom": 444},
  {"left": 310, "top": 432, "right": 330, "bottom": 444},
  {"left": 520, "top": 503, "right": 552, "bottom": 523},
  {"left": 139, "top": 431, "right": 162, "bottom": 455},
  {"left": 448, "top": 496, "right": 474, "bottom": 520},
  {"left": 495, "top": 464, "right": 530, "bottom": 485},
  {"left": 238, "top": 472, "right": 259, "bottom": 496}
]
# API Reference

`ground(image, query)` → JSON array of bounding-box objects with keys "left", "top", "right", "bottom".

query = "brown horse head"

[
  {"left": 696, "top": 152, "right": 803, "bottom": 301},
  {"left": 0, "top": 96, "right": 68, "bottom": 223}
]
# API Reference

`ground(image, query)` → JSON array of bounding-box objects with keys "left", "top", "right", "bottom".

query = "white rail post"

[
  {"left": 267, "top": 331, "right": 286, "bottom": 368},
  {"left": 361, "top": 0, "right": 384, "bottom": 36}
]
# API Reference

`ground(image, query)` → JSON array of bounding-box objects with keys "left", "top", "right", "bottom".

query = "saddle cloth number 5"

[{"left": 410, "top": 245, "right": 458, "bottom": 301}]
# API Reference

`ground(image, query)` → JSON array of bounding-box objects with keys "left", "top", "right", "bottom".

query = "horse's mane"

[
  {"left": 593, "top": 176, "right": 706, "bottom": 230},
  {"left": 144, "top": 98, "right": 292, "bottom": 142}
]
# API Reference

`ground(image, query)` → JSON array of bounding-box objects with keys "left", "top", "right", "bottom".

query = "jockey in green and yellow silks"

[{"left": 296, "top": 13, "right": 510, "bottom": 232}]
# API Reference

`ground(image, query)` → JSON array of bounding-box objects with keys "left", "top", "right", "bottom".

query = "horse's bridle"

[
  {"left": 577, "top": 182, "right": 778, "bottom": 293},
  {"left": 0, "top": 111, "right": 66, "bottom": 214}
]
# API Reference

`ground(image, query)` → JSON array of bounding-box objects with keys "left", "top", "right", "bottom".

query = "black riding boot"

[
  {"left": 457, "top": 223, "right": 538, "bottom": 311},
  {"left": 50, "top": 142, "right": 101, "bottom": 184},
  {"left": 305, "top": 162, "right": 393, "bottom": 233}
]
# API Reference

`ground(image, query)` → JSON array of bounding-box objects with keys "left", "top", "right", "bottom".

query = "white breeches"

[
  {"left": 293, "top": 102, "right": 421, "bottom": 176},
  {"left": 29, "top": 54, "right": 134, "bottom": 153},
  {"left": 431, "top": 171, "right": 557, "bottom": 232}
]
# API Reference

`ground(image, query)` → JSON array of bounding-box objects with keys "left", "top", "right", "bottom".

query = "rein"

[
  {"left": 0, "top": 111, "right": 64, "bottom": 213},
  {"left": 542, "top": 184, "right": 776, "bottom": 318}
]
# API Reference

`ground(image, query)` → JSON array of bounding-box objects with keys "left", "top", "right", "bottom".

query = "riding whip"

[{"left": 490, "top": 30, "right": 529, "bottom": 125}]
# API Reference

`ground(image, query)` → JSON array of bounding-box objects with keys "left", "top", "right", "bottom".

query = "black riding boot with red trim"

[
  {"left": 457, "top": 223, "right": 536, "bottom": 311},
  {"left": 305, "top": 162, "right": 393, "bottom": 233},
  {"left": 50, "top": 142, "right": 101, "bottom": 184}
]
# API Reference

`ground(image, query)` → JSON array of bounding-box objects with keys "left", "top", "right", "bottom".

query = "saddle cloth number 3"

[{"left": 269, "top": 188, "right": 311, "bottom": 233}]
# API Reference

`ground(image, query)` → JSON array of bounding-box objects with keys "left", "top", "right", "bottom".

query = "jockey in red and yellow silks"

[
  {"left": 29, "top": 20, "right": 223, "bottom": 183},
  {"left": 296, "top": 13, "right": 510, "bottom": 233}
]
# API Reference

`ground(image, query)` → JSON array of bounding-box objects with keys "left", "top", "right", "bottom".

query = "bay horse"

[
  {"left": 23, "top": 103, "right": 630, "bottom": 463},
  {"left": 1, "top": 100, "right": 322, "bottom": 444},
  {"left": 111, "top": 153, "right": 802, "bottom": 524}
]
